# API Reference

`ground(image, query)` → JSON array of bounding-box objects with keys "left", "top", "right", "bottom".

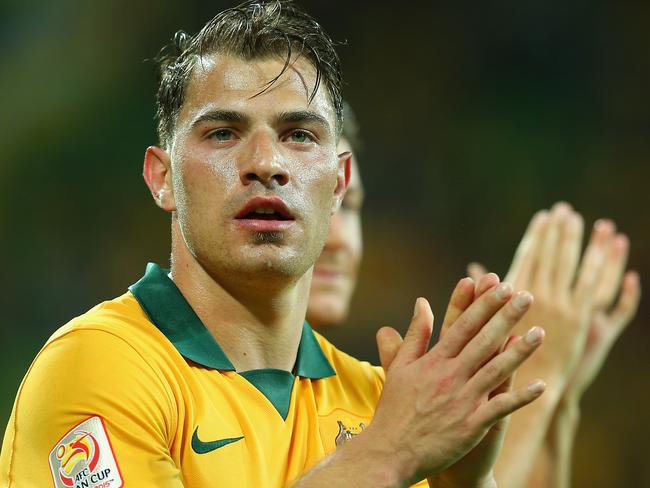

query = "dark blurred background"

[{"left": 1, "top": 0, "right": 648, "bottom": 485}]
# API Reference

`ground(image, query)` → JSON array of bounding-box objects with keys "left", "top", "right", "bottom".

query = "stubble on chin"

[{"left": 251, "top": 231, "right": 285, "bottom": 244}]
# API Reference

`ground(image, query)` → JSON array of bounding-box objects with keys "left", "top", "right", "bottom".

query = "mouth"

[{"left": 234, "top": 196, "right": 296, "bottom": 233}]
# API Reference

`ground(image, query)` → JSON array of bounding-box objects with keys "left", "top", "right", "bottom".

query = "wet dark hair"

[{"left": 154, "top": 0, "right": 343, "bottom": 149}]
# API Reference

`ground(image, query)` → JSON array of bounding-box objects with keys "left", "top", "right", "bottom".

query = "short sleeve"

[{"left": 0, "top": 329, "right": 184, "bottom": 488}]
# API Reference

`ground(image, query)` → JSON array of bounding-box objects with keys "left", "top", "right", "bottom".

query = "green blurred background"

[{"left": 1, "top": 0, "right": 648, "bottom": 485}]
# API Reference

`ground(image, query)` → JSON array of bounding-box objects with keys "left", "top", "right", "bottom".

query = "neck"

[{"left": 169, "top": 222, "right": 312, "bottom": 372}]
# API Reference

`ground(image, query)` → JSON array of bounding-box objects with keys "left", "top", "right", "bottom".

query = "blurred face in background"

[{"left": 307, "top": 136, "right": 364, "bottom": 328}]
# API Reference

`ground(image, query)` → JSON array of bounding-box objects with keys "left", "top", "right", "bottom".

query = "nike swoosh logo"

[{"left": 191, "top": 427, "right": 244, "bottom": 454}]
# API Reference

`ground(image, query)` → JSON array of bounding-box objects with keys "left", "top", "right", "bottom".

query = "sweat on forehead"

[
  {"left": 154, "top": 0, "right": 343, "bottom": 149},
  {"left": 175, "top": 54, "right": 337, "bottom": 141},
  {"left": 190, "top": 53, "right": 316, "bottom": 100}
]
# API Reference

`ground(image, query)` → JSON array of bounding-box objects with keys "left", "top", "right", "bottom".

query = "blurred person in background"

[
  {"left": 307, "top": 101, "right": 364, "bottom": 329},
  {"left": 310, "top": 104, "right": 641, "bottom": 488}
]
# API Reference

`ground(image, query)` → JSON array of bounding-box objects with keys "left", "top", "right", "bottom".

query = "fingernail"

[
  {"left": 554, "top": 201, "right": 570, "bottom": 216},
  {"left": 413, "top": 298, "right": 420, "bottom": 317},
  {"left": 495, "top": 282, "right": 512, "bottom": 300},
  {"left": 524, "top": 327, "right": 544, "bottom": 345},
  {"left": 527, "top": 380, "right": 546, "bottom": 394},
  {"left": 594, "top": 219, "right": 614, "bottom": 234},
  {"left": 614, "top": 234, "right": 629, "bottom": 251},
  {"left": 513, "top": 291, "right": 533, "bottom": 310}
]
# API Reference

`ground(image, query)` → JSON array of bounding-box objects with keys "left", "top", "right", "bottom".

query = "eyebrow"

[
  {"left": 189, "top": 108, "right": 332, "bottom": 134},
  {"left": 190, "top": 110, "right": 251, "bottom": 130},
  {"left": 276, "top": 110, "right": 331, "bottom": 133}
]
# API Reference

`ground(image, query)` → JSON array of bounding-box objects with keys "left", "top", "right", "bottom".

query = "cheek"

[
  {"left": 343, "top": 214, "right": 363, "bottom": 263},
  {"left": 298, "top": 158, "right": 339, "bottom": 220},
  {"left": 175, "top": 154, "right": 237, "bottom": 210},
  {"left": 206, "top": 155, "right": 240, "bottom": 189}
]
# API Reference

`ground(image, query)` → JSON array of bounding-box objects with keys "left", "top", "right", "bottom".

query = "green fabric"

[
  {"left": 128, "top": 262, "right": 336, "bottom": 379},
  {"left": 239, "top": 369, "right": 295, "bottom": 420},
  {"left": 129, "top": 262, "right": 234, "bottom": 370}
]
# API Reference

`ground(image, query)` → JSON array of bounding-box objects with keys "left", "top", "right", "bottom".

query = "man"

[
  {"left": 307, "top": 101, "right": 363, "bottom": 329},
  {"left": 307, "top": 108, "right": 641, "bottom": 487},
  {"left": 0, "top": 2, "right": 546, "bottom": 487}
]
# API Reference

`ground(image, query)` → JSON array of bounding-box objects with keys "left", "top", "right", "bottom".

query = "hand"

[
  {"left": 467, "top": 203, "right": 601, "bottom": 394},
  {"left": 562, "top": 236, "right": 641, "bottom": 404},
  {"left": 378, "top": 273, "right": 545, "bottom": 488},
  {"left": 468, "top": 203, "right": 640, "bottom": 402},
  {"left": 370, "top": 275, "right": 545, "bottom": 486}
]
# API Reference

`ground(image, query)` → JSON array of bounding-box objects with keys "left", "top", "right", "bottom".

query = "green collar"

[{"left": 129, "top": 262, "right": 335, "bottom": 379}]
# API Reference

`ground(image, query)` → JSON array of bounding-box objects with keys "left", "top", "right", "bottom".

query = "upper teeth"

[{"left": 254, "top": 208, "right": 275, "bottom": 214}]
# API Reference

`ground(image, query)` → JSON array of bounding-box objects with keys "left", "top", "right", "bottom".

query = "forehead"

[{"left": 178, "top": 53, "right": 336, "bottom": 129}]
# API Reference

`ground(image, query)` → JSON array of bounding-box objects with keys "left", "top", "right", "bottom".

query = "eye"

[
  {"left": 208, "top": 129, "right": 235, "bottom": 142},
  {"left": 287, "top": 130, "right": 314, "bottom": 144}
]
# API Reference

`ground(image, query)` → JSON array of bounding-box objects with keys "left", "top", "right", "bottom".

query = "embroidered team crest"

[
  {"left": 49, "top": 416, "right": 123, "bottom": 488},
  {"left": 334, "top": 417, "right": 366, "bottom": 446}
]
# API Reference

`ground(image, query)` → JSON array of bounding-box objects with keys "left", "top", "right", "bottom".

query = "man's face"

[
  {"left": 307, "top": 137, "right": 363, "bottom": 327},
  {"left": 163, "top": 54, "right": 345, "bottom": 281}
]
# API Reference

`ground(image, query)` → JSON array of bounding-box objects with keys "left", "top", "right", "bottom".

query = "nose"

[{"left": 239, "top": 131, "right": 289, "bottom": 187}]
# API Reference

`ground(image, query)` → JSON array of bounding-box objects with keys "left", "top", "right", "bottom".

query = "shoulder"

[
  {"left": 43, "top": 291, "right": 181, "bottom": 372},
  {"left": 49, "top": 290, "right": 160, "bottom": 346},
  {"left": 2, "top": 293, "right": 181, "bottom": 485},
  {"left": 18, "top": 291, "right": 179, "bottom": 421}
]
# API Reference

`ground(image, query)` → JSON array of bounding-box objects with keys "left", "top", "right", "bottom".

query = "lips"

[{"left": 234, "top": 196, "right": 295, "bottom": 232}]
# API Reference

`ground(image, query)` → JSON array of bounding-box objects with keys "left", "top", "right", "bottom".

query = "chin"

[{"left": 229, "top": 244, "right": 312, "bottom": 277}]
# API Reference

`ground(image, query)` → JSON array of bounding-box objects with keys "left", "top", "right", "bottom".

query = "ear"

[
  {"left": 331, "top": 150, "right": 352, "bottom": 214},
  {"left": 143, "top": 146, "right": 176, "bottom": 212}
]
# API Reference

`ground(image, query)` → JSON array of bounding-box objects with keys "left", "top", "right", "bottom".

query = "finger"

[
  {"left": 467, "top": 262, "right": 488, "bottom": 282},
  {"left": 391, "top": 298, "right": 434, "bottom": 367},
  {"left": 555, "top": 211, "right": 585, "bottom": 293},
  {"left": 476, "top": 272, "right": 500, "bottom": 297},
  {"left": 573, "top": 219, "right": 616, "bottom": 305},
  {"left": 489, "top": 334, "right": 521, "bottom": 399},
  {"left": 439, "top": 277, "right": 476, "bottom": 339},
  {"left": 459, "top": 290, "right": 534, "bottom": 369},
  {"left": 594, "top": 234, "right": 629, "bottom": 310},
  {"left": 504, "top": 210, "right": 549, "bottom": 289},
  {"left": 533, "top": 202, "right": 570, "bottom": 294},
  {"left": 465, "top": 327, "right": 544, "bottom": 397},
  {"left": 473, "top": 379, "right": 546, "bottom": 429},
  {"left": 376, "top": 326, "right": 404, "bottom": 371},
  {"left": 608, "top": 271, "right": 641, "bottom": 330},
  {"left": 434, "top": 282, "right": 513, "bottom": 359}
]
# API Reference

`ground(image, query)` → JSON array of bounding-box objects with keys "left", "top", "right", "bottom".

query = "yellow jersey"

[{"left": 0, "top": 263, "right": 397, "bottom": 487}]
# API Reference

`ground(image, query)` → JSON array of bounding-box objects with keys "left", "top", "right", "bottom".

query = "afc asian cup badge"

[{"left": 48, "top": 416, "right": 123, "bottom": 488}]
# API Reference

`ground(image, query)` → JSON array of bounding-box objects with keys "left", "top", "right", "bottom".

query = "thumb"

[
  {"left": 391, "top": 297, "right": 434, "bottom": 368},
  {"left": 467, "top": 262, "right": 488, "bottom": 282},
  {"left": 376, "top": 326, "right": 404, "bottom": 370}
]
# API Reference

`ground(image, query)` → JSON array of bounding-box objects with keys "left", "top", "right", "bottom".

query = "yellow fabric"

[{"left": 0, "top": 290, "right": 406, "bottom": 487}]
